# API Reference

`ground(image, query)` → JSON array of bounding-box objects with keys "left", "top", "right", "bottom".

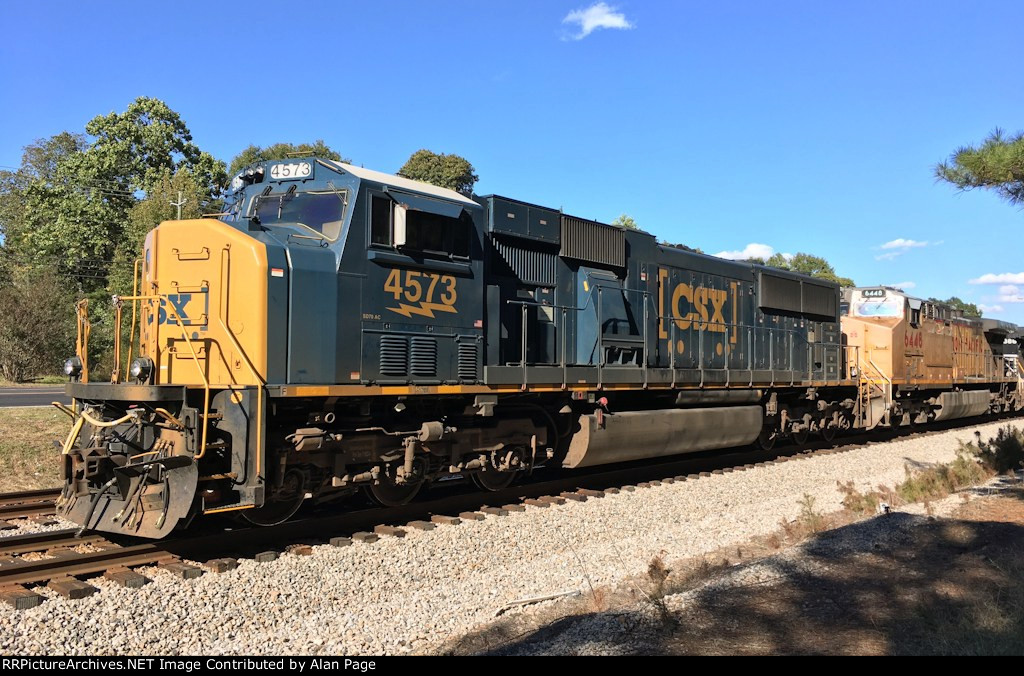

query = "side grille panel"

[
  {"left": 410, "top": 337, "right": 438, "bottom": 378},
  {"left": 379, "top": 336, "right": 409, "bottom": 377}
]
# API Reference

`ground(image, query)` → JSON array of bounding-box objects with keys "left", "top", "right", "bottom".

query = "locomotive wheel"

[
  {"left": 241, "top": 469, "right": 305, "bottom": 527},
  {"left": 367, "top": 465, "right": 422, "bottom": 507},
  {"left": 791, "top": 425, "right": 810, "bottom": 446},
  {"left": 757, "top": 428, "right": 777, "bottom": 451},
  {"left": 472, "top": 466, "right": 517, "bottom": 491},
  {"left": 820, "top": 422, "right": 837, "bottom": 442}
]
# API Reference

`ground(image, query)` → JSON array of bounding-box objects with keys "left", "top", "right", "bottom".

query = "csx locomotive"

[{"left": 57, "top": 158, "right": 1024, "bottom": 538}]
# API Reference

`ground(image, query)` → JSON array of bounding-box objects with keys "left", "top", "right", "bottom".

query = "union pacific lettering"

[{"left": 657, "top": 268, "right": 739, "bottom": 344}]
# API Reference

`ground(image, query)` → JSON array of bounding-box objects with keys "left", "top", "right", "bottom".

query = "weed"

[{"left": 838, "top": 480, "right": 881, "bottom": 516}]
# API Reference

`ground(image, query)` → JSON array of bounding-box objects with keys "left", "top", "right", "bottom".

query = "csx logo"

[
  {"left": 658, "top": 268, "right": 735, "bottom": 340},
  {"left": 153, "top": 293, "right": 207, "bottom": 327}
]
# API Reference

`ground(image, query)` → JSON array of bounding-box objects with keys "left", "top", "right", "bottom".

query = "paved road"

[{"left": 0, "top": 386, "right": 71, "bottom": 408}]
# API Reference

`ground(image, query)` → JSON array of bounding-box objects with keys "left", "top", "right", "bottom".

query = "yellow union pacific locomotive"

[{"left": 56, "top": 159, "right": 1024, "bottom": 538}]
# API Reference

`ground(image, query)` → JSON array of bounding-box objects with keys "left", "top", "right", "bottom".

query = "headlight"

[
  {"left": 129, "top": 357, "right": 154, "bottom": 382},
  {"left": 63, "top": 357, "right": 82, "bottom": 378}
]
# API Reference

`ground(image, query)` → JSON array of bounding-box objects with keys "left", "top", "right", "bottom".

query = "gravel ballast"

[{"left": 1, "top": 419, "right": 1019, "bottom": 655}]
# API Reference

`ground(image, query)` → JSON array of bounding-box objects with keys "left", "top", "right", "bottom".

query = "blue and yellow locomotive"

[{"left": 57, "top": 158, "right": 1023, "bottom": 538}]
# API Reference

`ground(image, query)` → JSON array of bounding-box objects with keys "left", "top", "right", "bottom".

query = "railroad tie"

[
  {"left": 405, "top": 521, "right": 435, "bottom": 532},
  {"left": 372, "top": 522, "right": 403, "bottom": 536},
  {"left": 103, "top": 567, "right": 149, "bottom": 589},
  {"left": 206, "top": 558, "right": 239, "bottom": 573},
  {"left": 159, "top": 560, "right": 204, "bottom": 580},
  {"left": 351, "top": 532, "right": 379, "bottom": 544},
  {"left": 48, "top": 576, "right": 97, "bottom": 600},
  {"left": 0, "top": 584, "right": 43, "bottom": 609}
]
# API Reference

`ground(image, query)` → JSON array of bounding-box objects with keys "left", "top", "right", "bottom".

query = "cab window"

[{"left": 370, "top": 195, "right": 470, "bottom": 258}]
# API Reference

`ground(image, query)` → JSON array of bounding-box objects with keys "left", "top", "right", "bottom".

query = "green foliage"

[
  {"left": 936, "top": 128, "right": 1024, "bottom": 205},
  {"left": 397, "top": 149, "right": 479, "bottom": 196},
  {"left": 0, "top": 98, "right": 227, "bottom": 380},
  {"left": 762, "top": 252, "right": 855, "bottom": 287},
  {"left": 660, "top": 241, "right": 705, "bottom": 254},
  {"left": 228, "top": 140, "right": 347, "bottom": 176},
  {"left": 929, "top": 296, "right": 982, "bottom": 318},
  {"left": 80, "top": 96, "right": 226, "bottom": 196},
  {"left": 970, "top": 426, "right": 1024, "bottom": 475},
  {"left": 2, "top": 97, "right": 226, "bottom": 281},
  {"left": 896, "top": 452, "right": 988, "bottom": 504},
  {"left": 0, "top": 267, "right": 76, "bottom": 381},
  {"left": 612, "top": 213, "right": 639, "bottom": 230}
]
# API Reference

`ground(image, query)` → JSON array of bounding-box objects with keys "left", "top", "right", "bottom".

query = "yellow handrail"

[
  {"left": 115, "top": 293, "right": 212, "bottom": 460},
  {"left": 218, "top": 246, "right": 264, "bottom": 479},
  {"left": 75, "top": 299, "right": 90, "bottom": 383},
  {"left": 124, "top": 258, "right": 141, "bottom": 381}
]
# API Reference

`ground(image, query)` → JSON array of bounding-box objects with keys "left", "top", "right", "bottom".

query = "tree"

[
  {"left": 612, "top": 214, "right": 639, "bottom": 230},
  {"left": 3, "top": 98, "right": 226, "bottom": 274},
  {"left": 0, "top": 98, "right": 227, "bottom": 377},
  {"left": 397, "top": 150, "right": 478, "bottom": 196},
  {"left": 228, "top": 140, "right": 347, "bottom": 177},
  {"left": 935, "top": 128, "right": 1024, "bottom": 205},
  {"left": 930, "top": 296, "right": 982, "bottom": 318},
  {"left": 762, "top": 252, "right": 855, "bottom": 287},
  {"left": 79, "top": 97, "right": 226, "bottom": 198},
  {"left": 0, "top": 267, "right": 76, "bottom": 381}
]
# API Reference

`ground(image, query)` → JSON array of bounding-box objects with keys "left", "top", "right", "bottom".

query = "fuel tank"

[{"left": 563, "top": 405, "right": 763, "bottom": 469}]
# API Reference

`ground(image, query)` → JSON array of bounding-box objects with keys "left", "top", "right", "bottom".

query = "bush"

[{"left": 971, "top": 426, "right": 1024, "bottom": 475}]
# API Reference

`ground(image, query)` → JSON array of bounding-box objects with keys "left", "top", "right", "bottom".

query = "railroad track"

[
  {"left": 0, "top": 487, "right": 60, "bottom": 523},
  {"left": 0, "top": 413, "right": 1018, "bottom": 609}
]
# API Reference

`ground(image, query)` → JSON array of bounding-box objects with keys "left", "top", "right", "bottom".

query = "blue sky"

[{"left": 2, "top": 1, "right": 1022, "bottom": 320}]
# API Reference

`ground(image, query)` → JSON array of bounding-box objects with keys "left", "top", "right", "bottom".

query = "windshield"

[
  {"left": 250, "top": 190, "right": 347, "bottom": 240},
  {"left": 852, "top": 297, "right": 903, "bottom": 317}
]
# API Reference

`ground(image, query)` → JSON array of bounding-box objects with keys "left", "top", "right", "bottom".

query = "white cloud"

[
  {"left": 997, "top": 285, "right": 1024, "bottom": 303},
  {"left": 880, "top": 238, "right": 929, "bottom": 250},
  {"left": 979, "top": 304, "right": 1005, "bottom": 314},
  {"left": 970, "top": 272, "right": 1024, "bottom": 285},
  {"left": 562, "top": 2, "right": 634, "bottom": 40},
  {"left": 875, "top": 238, "right": 935, "bottom": 261},
  {"left": 713, "top": 243, "right": 775, "bottom": 261},
  {"left": 889, "top": 281, "right": 917, "bottom": 290}
]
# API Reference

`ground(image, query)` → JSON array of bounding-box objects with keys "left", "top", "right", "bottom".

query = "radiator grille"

[
  {"left": 492, "top": 236, "right": 557, "bottom": 286},
  {"left": 458, "top": 342, "right": 478, "bottom": 381},
  {"left": 379, "top": 336, "right": 409, "bottom": 377},
  {"left": 560, "top": 216, "right": 625, "bottom": 268},
  {"left": 410, "top": 337, "right": 438, "bottom": 378}
]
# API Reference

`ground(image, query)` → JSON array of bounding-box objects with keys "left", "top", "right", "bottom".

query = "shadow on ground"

[{"left": 449, "top": 500, "right": 1024, "bottom": 656}]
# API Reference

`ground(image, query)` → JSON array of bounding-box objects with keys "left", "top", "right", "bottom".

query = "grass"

[
  {"left": 0, "top": 406, "right": 67, "bottom": 492},
  {"left": 837, "top": 425, "right": 1024, "bottom": 518},
  {"left": 0, "top": 375, "right": 67, "bottom": 387}
]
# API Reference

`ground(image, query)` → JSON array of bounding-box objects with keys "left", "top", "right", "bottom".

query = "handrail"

[
  {"left": 75, "top": 299, "right": 90, "bottom": 383},
  {"left": 505, "top": 291, "right": 841, "bottom": 386},
  {"left": 219, "top": 246, "right": 264, "bottom": 480},
  {"left": 116, "top": 293, "right": 212, "bottom": 461}
]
